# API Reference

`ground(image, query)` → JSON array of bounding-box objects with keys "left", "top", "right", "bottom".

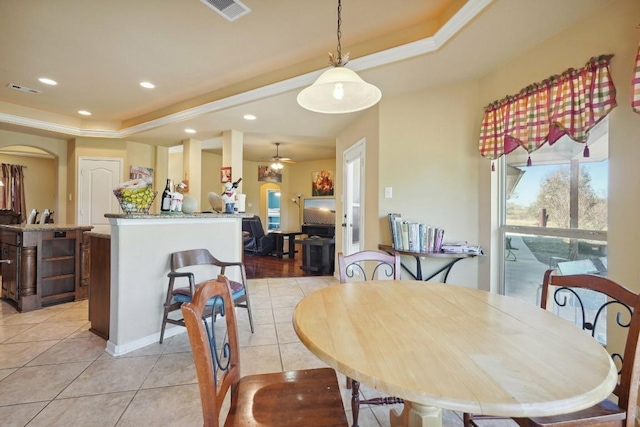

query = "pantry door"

[{"left": 78, "top": 157, "right": 123, "bottom": 226}]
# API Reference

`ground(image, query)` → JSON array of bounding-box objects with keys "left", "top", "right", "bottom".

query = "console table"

[
  {"left": 378, "top": 244, "right": 476, "bottom": 282},
  {"left": 268, "top": 230, "right": 303, "bottom": 258}
]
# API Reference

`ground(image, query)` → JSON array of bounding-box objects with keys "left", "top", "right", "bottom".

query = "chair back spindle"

[
  {"left": 182, "top": 275, "right": 348, "bottom": 427},
  {"left": 541, "top": 269, "right": 640, "bottom": 418},
  {"left": 465, "top": 270, "right": 640, "bottom": 427},
  {"left": 182, "top": 275, "right": 240, "bottom": 426},
  {"left": 338, "top": 250, "right": 401, "bottom": 283}
]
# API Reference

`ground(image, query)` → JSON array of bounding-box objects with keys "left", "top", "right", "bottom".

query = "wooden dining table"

[{"left": 292, "top": 280, "right": 618, "bottom": 427}]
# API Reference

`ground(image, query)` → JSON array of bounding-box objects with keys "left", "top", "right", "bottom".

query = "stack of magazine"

[
  {"left": 388, "top": 213, "right": 444, "bottom": 253},
  {"left": 440, "top": 242, "right": 484, "bottom": 255}
]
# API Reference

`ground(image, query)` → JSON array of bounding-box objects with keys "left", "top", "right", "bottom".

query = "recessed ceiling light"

[
  {"left": 243, "top": 114, "right": 257, "bottom": 120},
  {"left": 185, "top": 128, "right": 196, "bottom": 134},
  {"left": 38, "top": 78, "right": 57, "bottom": 86},
  {"left": 140, "top": 81, "right": 155, "bottom": 89},
  {"left": 78, "top": 110, "right": 92, "bottom": 116}
]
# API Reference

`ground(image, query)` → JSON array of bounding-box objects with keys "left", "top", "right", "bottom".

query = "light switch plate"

[{"left": 384, "top": 187, "right": 393, "bottom": 198}]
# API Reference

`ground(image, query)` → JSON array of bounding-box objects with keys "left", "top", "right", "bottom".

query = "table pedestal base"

[{"left": 390, "top": 402, "right": 442, "bottom": 427}]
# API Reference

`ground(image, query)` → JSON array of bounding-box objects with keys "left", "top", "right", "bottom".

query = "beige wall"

[
  {"left": 0, "top": 152, "right": 56, "bottom": 219},
  {"left": 242, "top": 159, "right": 262, "bottom": 216},
  {"left": 0, "top": 129, "right": 68, "bottom": 222},
  {"left": 201, "top": 151, "right": 223, "bottom": 211},
  {"left": 378, "top": 80, "right": 481, "bottom": 287},
  {"left": 168, "top": 150, "right": 183, "bottom": 186}
]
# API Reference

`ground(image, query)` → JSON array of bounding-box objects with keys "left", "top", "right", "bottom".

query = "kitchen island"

[
  {"left": 104, "top": 213, "right": 250, "bottom": 356},
  {"left": 0, "top": 224, "right": 92, "bottom": 312}
]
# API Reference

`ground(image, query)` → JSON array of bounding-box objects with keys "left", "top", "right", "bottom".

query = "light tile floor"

[{"left": 0, "top": 276, "right": 516, "bottom": 427}]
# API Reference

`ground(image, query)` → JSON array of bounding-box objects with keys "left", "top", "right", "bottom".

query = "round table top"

[{"left": 292, "top": 280, "right": 618, "bottom": 418}]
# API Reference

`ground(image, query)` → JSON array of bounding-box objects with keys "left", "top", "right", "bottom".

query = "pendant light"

[{"left": 297, "top": 0, "right": 381, "bottom": 114}]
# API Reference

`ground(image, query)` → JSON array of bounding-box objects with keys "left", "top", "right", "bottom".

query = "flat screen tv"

[{"left": 303, "top": 198, "right": 336, "bottom": 225}]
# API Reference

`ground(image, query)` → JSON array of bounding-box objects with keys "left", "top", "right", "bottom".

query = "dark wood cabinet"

[
  {"left": 0, "top": 225, "right": 92, "bottom": 312},
  {"left": 88, "top": 234, "right": 110, "bottom": 339},
  {"left": 1, "top": 243, "right": 18, "bottom": 301}
]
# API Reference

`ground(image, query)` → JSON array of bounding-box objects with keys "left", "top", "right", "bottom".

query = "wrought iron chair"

[
  {"left": 464, "top": 269, "right": 640, "bottom": 427},
  {"left": 182, "top": 275, "right": 348, "bottom": 427},
  {"left": 505, "top": 236, "right": 518, "bottom": 261},
  {"left": 337, "top": 250, "right": 403, "bottom": 427},
  {"left": 159, "top": 248, "right": 254, "bottom": 344}
]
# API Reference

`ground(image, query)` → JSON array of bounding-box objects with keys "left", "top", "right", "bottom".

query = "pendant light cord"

[{"left": 336, "top": 0, "right": 342, "bottom": 64}]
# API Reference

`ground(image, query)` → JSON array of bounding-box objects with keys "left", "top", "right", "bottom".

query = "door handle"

[
  {"left": 341, "top": 223, "right": 347, "bottom": 228},
  {"left": 0, "top": 259, "right": 12, "bottom": 264}
]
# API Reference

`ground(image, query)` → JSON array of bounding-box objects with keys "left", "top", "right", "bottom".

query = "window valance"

[
  {"left": 633, "top": 44, "right": 640, "bottom": 114},
  {"left": 478, "top": 55, "right": 616, "bottom": 165}
]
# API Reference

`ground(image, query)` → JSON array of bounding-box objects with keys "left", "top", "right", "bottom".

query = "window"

[{"left": 500, "top": 119, "right": 608, "bottom": 308}]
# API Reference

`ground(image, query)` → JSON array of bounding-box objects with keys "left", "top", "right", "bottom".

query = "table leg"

[
  {"left": 274, "top": 235, "right": 284, "bottom": 258},
  {"left": 414, "top": 256, "right": 423, "bottom": 281},
  {"left": 321, "top": 243, "right": 330, "bottom": 274},
  {"left": 287, "top": 235, "right": 296, "bottom": 258},
  {"left": 423, "top": 258, "right": 463, "bottom": 283},
  {"left": 390, "top": 402, "right": 442, "bottom": 427}
]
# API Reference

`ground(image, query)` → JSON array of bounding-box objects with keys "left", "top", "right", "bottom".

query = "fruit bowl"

[{"left": 113, "top": 187, "right": 157, "bottom": 214}]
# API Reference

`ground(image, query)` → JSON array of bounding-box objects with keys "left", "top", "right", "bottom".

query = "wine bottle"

[
  {"left": 231, "top": 177, "right": 242, "bottom": 189},
  {"left": 161, "top": 179, "right": 173, "bottom": 212}
]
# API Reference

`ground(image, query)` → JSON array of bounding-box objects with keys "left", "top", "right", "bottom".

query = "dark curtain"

[{"left": 1, "top": 164, "right": 26, "bottom": 223}]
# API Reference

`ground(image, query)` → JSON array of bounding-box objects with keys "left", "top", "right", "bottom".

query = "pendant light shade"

[
  {"left": 297, "top": 0, "right": 381, "bottom": 114},
  {"left": 297, "top": 67, "right": 382, "bottom": 114}
]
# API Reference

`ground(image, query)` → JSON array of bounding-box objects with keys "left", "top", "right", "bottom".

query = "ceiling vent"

[
  {"left": 6, "top": 83, "right": 41, "bottom": 95},
  {"left": 199, "top": 0, "right": 251, "bottom": 22}
]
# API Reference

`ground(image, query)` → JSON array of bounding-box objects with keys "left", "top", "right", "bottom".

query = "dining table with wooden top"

[{"left": 292, "top": 280, "right": 618, "bottom": 427}]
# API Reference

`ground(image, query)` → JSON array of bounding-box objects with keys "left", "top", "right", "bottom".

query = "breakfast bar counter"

[{"left": 104, "top": 213, "right": 251, "bottom": 356}]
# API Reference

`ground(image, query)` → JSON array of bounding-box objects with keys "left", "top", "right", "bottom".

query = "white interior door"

[
  {"left": 78, "top": 157, "right": 123, "bottom": 226},
  {"left": 342, "top": 139, "right": 365, "bottom": 256}
]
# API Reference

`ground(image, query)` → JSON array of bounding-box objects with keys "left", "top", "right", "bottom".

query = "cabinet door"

[
  {"left": 1, "top": 244, "right": 8, "bottom": 298},
  {"left": 1, "top": 244, "right": 18, "bottom": 301}
]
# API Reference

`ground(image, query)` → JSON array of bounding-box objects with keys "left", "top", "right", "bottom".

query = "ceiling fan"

[{"left": 269, "top": 142, "right": 295, "bottom": 169}]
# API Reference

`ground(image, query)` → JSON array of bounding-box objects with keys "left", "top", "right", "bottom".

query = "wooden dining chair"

[
  {"left": 182, "top": 275, "right": 348, "bottom": 427},
  {"left": 464, "top": 269, "right": 640, "bottom": 427},
  {"left": 159, "top": 248, "right": 254, "bottom": 344},
  {"left": 338, "top": 250, "right": 403, "bottom": 427}
]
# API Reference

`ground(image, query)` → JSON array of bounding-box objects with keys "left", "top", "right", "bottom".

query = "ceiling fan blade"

[{"left": 281, "top": 158, "right": 296, "bottom": 164}]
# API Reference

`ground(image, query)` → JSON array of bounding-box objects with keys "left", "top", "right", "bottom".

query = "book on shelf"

[
  {"left": 387, "top": 213, "right": 445, "bottom": 253},
  {"left": 400, "top": 222, "right": 409, "bottom": 251}
]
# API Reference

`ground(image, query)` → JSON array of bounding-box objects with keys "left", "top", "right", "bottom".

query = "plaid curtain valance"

[
  {"left": 478, "top": 55, "right": 616, "bottom": 163},
  {"left": 633, "top": 44, "right": 640, "bottom": 114}
]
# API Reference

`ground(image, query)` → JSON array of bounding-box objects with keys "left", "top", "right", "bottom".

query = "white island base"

[{"left": 105, "top": 214, "right": 247, "bottom": 356}]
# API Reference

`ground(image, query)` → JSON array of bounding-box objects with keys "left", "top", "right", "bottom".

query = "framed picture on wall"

[
  {"left": 220, "top": 167, "right": 232, "bottom": 183},
  {"left": 312, "top": 170, "right": 334, "bottom": 196},
  {"left": 258, "top": 165, "right": 282, "bottom": 183},
  {"left": 130, "top": 165, "right": 154, "bottom": 186}
]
